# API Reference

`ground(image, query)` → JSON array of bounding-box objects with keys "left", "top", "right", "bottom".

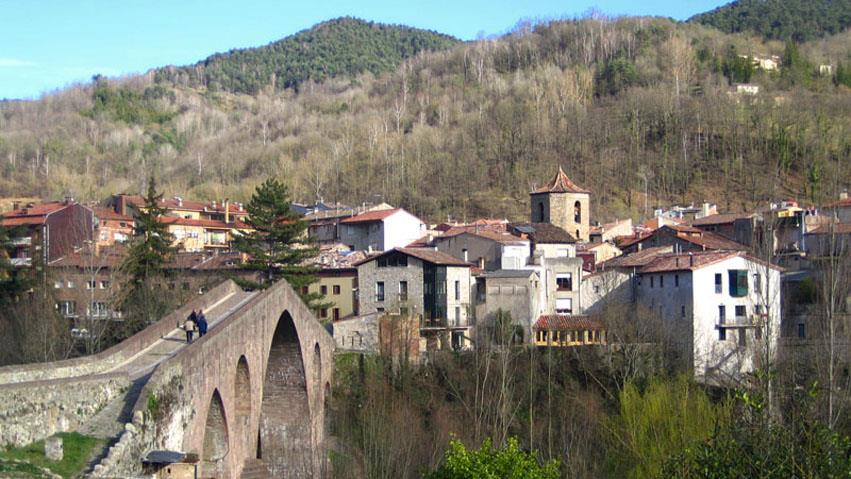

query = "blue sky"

[{"left": 0, "top": 0, "right": 728, "bottom": 100}]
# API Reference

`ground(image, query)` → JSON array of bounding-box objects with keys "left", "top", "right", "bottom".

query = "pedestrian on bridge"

[
  {"left": 197, "top": 310, "right": 208, "bottom": 337},
  {"left": 184, "top": 317, "right": 196, "bottom": 343}
]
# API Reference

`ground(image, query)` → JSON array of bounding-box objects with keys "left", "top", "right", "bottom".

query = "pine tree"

[
  {"left": 236, "top": 178, "right": 323, "bottom": 308},
  {"left": 118, "top": 176, "right": 177, "bottom": 331}
]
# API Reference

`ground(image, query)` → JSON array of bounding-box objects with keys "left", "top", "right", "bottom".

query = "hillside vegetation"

[
  {"left": 0, "top": 16, "right": 849, "bottom": 223},
  {"left": 690, "top": 0, "right": 851, "bottom": 41},
  {"left": 154, "top": 17, "right": 459, "bottom": 94}
]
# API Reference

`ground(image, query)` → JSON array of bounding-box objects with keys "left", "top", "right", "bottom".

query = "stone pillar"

[{"left": 45, "top": 436, "right": 63, "bottom": 461}]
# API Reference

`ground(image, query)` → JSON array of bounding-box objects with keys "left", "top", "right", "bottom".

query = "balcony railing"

[
  {"left": 718, "top": 315, "right": 753, "bottom": 328},
  {"left": 11, "top": 237, "right": 32, "bottom": 246}
]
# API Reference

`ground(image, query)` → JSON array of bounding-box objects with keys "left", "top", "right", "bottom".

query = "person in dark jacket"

[{"left": 197, "top": 310, "right": 208, "bottom": 337}]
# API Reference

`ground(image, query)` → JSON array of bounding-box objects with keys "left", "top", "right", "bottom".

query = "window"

[
  {"left": 455, "top": 306, "right": 461, "bottom": 325},
  {"left": 54, "top": 281, "right": 62, "bottom": 289},
  {"left": 454, "top": 280, "right": 460, "bottom": 301},
  {"left": 719, "top": 305, "right": 726, "bottom": 325},
  {"left": 728, "top": 270, "right": 748, "bottom": 297},
  {"left": 376, "top": 282, "right": 385, "bottom": 302},
  {"left": 735, "top": 305, "right": 746, "bottom": 319},
  {"left": 681, "top": 305, "right": 686, "bottom": 318},
  {"left": 659, "top": 275, "right": 664, "bottom": 288},
  {"left": 86, "top": 280, "right": 96, "bottom": 289},
  {"left": 333, "top": 308, "right": 340, "bottom": 321},
  {"left": 674, "top": 274, "right": 679, "bottom": 287},
  {"left": 798, "top": 323, "right": 806, "bottom": 339},
  {"left": 650, "top": 277, "right": 655, "bottom": 288},
  {"left": 715, "top": 273, "right": 722, "bottom": 294},
  {"left": 90, "top": 301, "right": 108, "bottom": 318},
  {"left": 333, "top": 285, "right": 341, "bottom": 295},
  {"left": 753, "top": 273, "right": 762, "bottom": 294},
  {"left": 320, "top": 308, "right": 328, "bottom": 318},
  {"left": 719, "top": 327, "right": 727, "bottom": 341},
  {"left": 538, "top": 202, "right": 545, "bottom": 222},
  {"left": 100, "top": 281, "right": 110, "bottom": 289},
  {"left": 754, "top": 305, "right": 762, "bottom": 315},
  {"left": 556, "top": 273, "right": 573, "bottom": 291},
  {"left": 574, "top": 200, "right": 582, "bottom": 223},
  {"left": 301, "top": 286, "right": 309, "bottom": 295},
  {"left": 399, "top": 281, "right": 408, "bottom": 302},
  {"left": 377, "top": 254, "right": 408, "bottom": 268},
  {"left": 57, "top": 301, "right": 76, "bottom": 317},
  {"left": 555, "top": 298, "right": 573, "bottom": 314},
  {"left": 320, "top": 285, "right": 328, "bottom": 295}
]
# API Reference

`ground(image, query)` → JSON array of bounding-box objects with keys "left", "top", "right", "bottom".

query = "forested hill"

[
  {"left": 1, "top": 17, "right": 849, "bottom": 224},
  {"left": 153, "top": 17, "right": 459, "bottom": 94},
  {"left": 690, "top": 0, "right": 851, "bottom": 41}
]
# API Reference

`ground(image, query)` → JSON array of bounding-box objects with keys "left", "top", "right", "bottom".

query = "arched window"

[{"left": 574, "top": 201, "right": 582, "bottom": 223}]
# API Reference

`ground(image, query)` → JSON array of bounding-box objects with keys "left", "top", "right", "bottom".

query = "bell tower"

[{"left": 529, "top": 167, "right": 590, "bottom": 241}]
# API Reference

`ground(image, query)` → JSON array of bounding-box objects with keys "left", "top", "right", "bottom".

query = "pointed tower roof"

[{"left": 530, "top": 167, "right": 590, "bottom": 194}]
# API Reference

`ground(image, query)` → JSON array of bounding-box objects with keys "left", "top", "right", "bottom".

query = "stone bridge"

[{"left": 0, "top": 279, "right": 334, "bottom": 478}]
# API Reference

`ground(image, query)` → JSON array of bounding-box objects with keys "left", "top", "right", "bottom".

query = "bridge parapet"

[{"left": 0, "top": 281, "right": 241, "bottom": 385}]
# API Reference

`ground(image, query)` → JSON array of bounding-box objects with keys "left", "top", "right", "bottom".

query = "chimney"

[
  {"left": 175, "top": 196, "right": 183, "bottom": 207},
  {"left": 689, "top": 252, "right": 694, "bottom": 266},
  {"left": 638, "top": 242, "right": 643, "bottom": 252},
  {"left": 478, "top": 257, "right": 485, "bottom": 269},
  {"left": 211, "top": 200, "right": 217, "bottom": 209},
  {"left": 463, "top": 248, "right": 468, "bottom": 262},
  {"left": 225, "top": 198, "right": 230, "bottom": 224},
  {"left": 63, "top": 195, "right": 74, "bottom": 205}
]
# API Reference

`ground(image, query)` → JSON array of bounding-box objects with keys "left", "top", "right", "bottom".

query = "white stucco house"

[
  {"left": 339, "top": 208, "right": 426, "bottom": 252},
  {"left": 635, "top": 250, "right": 782, "bottom": 384}
]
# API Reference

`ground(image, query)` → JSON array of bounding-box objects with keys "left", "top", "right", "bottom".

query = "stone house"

[
  {"left": 339, "top": 208, "right": 426, "bottom": 252},
  {"left": 355, "top": 247, "right": 473, "bottom": 350},
  {"left": 474, "top": 269, "right": 540, "bottom": 343},
  {"left": 690, "top": 212, "right": 760, "bottom": 247},
  {"left": 635, "top": 251, "right": 782, "bottom": 383},
  {"left": 433, "top": 229, "right": 529, "bottom": 271}
]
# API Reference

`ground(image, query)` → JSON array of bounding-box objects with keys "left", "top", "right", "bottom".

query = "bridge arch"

[
  {"left": 202, "top": 388, "right": 230, "bottom": 474},
  {"left": 234, "top": 355, "right": 251, "bottom": 420},
  {"left": 258, "top": 310, "right": 313, "bottom": 476}
]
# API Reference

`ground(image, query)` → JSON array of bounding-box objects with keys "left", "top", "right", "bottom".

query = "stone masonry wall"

[{"left": 0, "top": 373, "right": 129, "bottom": 448}]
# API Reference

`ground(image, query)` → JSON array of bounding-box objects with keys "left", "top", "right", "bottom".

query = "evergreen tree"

[
  {"left": 118, "top": 176, "right": 177, "bottom": 332},
  {"left": 236, "top": 178, "right": 323, "bottom": 308}
]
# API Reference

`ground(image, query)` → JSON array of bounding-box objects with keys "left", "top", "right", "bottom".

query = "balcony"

[
  {"left": 717, "top": 315, "right": 753, "bottom": 328},
  {"left": 10, "top": 258, "right": 32, "bottom": 267}
]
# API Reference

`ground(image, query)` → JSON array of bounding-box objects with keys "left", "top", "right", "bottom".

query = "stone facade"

[
  {"left": 333, "top": 314, "right": 379, "bottom": 352},
  {"left": 530, "top": 191, "right": 590, "bottom": 242},
  {"left": 358, "top": 256, "right": 426, "bottom": 316}
]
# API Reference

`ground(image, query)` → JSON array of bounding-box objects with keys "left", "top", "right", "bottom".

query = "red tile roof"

[
  {"left": 92, "top": 207, "right": 133, "bottom": 222},
  {"left": 690, "top": 212, "right": 756, "bottom": 226},
  {"left": 530, "top": 167, "right": 590, "bottom": 194},
  {"left": 439, "top": 228, "right": 527, "bottom": 245},
  {"left": 339, "top": 208, "right": 402, "bottom": 224},
  {"left": 158, "top": 216, "right": 233, "bottom": 229},
  {"left": 355, "top": 247, "right": 472, "bottom": 267},
  {"left": 121, "top": 195, "right": 248, "bottom": 215},
  {"left": 534, "top": 315, "right": 605, "bottom": 331},
  {"left": 1, "top": 201, "right": 71, "bottom": 225},
  {"left": 508, "top": 222, "right": 577, "bottom": 244},
  {"left": 638, "top": 251, "right": 783, "bottom": 273},
  {"left": 602, "top": 246, "right": 674, "bottom": 268},
  {"left": 823, "top": 197, "right": 851, "bottom": 209}
]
